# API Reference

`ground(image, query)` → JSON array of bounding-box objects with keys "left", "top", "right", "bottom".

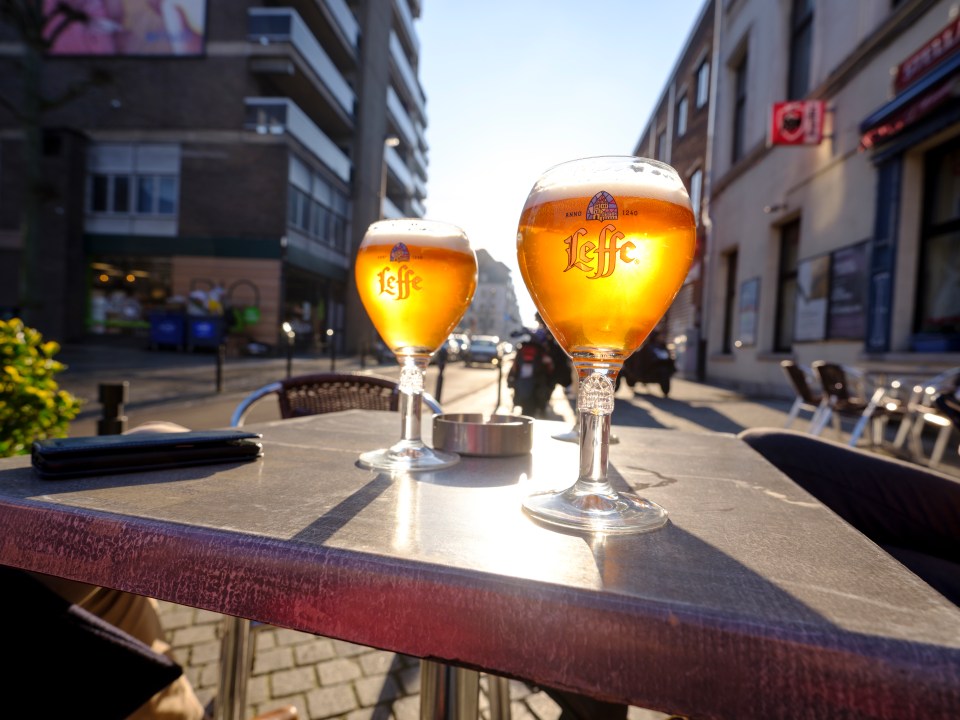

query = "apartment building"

[
  {"left": 642, "top": 0, "right": 960, "bottom": 395},
  {"left": 0, "top": 0, "right": 428, "bottom": 353}
]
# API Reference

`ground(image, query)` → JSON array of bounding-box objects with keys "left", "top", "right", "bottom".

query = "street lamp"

[{"left": 379, "top": 136, "right": 400, "bottom": 219}]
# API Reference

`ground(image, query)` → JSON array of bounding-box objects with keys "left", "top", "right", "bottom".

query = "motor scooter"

[{"left": 617, "top": 334, "right": 676, "bottom": 397}]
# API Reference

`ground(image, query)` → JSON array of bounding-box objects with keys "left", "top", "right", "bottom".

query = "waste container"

[
  {"left": 148, "top": 312, "right": 186, "bottom": 350},
  {"left": 186, "top": 315, "right": 225, "bottom": 351}
]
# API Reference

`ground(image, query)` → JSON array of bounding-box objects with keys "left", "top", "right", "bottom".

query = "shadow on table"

[{"left": 616, "top": 393, "right": 747, "bottom": 435}]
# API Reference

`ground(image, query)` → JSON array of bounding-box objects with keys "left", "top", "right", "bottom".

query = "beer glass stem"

[
  {"left": 574, "top": 365, "right": 616, "bottom": 495},
  {"left": 398, "top": 355, "right": 428, "bottom": 444}
]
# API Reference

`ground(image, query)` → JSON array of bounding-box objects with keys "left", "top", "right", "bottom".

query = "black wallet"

[{"left": 31, "top": 430, "right": 263, "bottom": 480}]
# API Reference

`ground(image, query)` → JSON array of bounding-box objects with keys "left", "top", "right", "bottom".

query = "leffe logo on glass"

[
  {"left": 564, "top": 191, "right": 637, "bottom": 279},
  {"left": 377, "top": 243, "right": 423, "bottom": 300}
]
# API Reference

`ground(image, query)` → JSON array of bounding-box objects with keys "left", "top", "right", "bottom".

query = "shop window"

[
  {"left": 916, "top": 140, "right": 960, "bottom": 342},
  {"left": 774, "top": 220, "right": 800, "bottom": 352},
  {"left": 788, "top": 0, "right": 814, "bottom": 100}
]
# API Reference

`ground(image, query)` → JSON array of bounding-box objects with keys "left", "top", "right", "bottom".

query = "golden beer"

[
  {"left": 356, "top": 220, "right": 477, "bottom": 355},
  {"left": 517, "top": 170, "right": 695, "bottom": 359}
]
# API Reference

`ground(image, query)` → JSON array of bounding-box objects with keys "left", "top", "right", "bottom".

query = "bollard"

[
  {"left": 97, "top": 381, "right": 129, "bottom": 435},
  {"left": 216, "top": 343, "right": 226, "bottom": 393},
  {"left": 495, "top": 358, "right": 503, "bottom": 412},
  {"left": 434, "top": 350, "right": 446, "bottom": 403},
  {"left": 282, "top": 322, "right": 295, "bottom": 379},
  {"left": 326, "top": 329, "right": 336, "bottom": 372}
]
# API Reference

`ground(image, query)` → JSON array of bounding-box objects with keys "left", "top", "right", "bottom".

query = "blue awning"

[{"left": 860, "top": 50, "right": 960, "bottom": 142}]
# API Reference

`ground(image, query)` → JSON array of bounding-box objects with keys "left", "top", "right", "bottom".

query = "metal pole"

[
  {"left": 434, "top": 349, "right": 446, "bottom": 403},
  {"left": 216, "top": 343, "right": 226, "bottom": 393},
  {"left": 496, "top": 359, "right": 503, "bottom": 412},
  {"left": 97, "top": 381, "right": 128, "bottom": 435}
]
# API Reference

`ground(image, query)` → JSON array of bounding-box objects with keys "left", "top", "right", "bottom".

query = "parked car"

[{"left": 464, "top": 335, "right": 502, "bottom": 366}]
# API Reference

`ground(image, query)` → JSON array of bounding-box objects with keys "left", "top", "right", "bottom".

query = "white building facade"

[{"left": 702, "top": 0, "right": 960, "bottom": 395}]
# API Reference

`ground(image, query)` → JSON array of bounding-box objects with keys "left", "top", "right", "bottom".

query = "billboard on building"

[{"left": 44, "top": 0, "right": 206, "bottom": 56}]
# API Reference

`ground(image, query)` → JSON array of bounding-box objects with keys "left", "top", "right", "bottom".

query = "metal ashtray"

[{"left": 432, "top": 414, "right": 533, "bottom": 457}]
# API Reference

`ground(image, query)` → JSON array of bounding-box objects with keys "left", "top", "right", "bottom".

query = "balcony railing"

[
  {"left": 249, "top": 8, "right": 356, "bottom": 119},
  {"left": 392, "top": 0, "right": 419, "bottom": 58},
  {"left": 384, "top": 142, "right": 413, "bottom": 196},
  {"left": 324, "top": 0, "right": 359, "bottom": 51},
  {"left": 386, "top": 86, "right": 417, "bottom": 149},
  {"left": 389, "top": 31, "right": 426, "bottom": 119},
  {"left": 244, "top": 98, "right": 351, "bottom": 183}
]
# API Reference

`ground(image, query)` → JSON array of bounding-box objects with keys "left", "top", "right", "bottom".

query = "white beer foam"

[
  {"left": 364, "top": 218, "right": 472, "bottom": 251},
  {"left": 524, "top": 156, "right": 691, "bottom": 209}
]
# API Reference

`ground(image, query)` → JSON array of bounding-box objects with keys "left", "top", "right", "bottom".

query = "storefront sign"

[
  {"left": 770, "top": 101, "right": 825, "bottom": 145},
  {"left": 894, "top": 15, "right": 960, "bottom": 93}
]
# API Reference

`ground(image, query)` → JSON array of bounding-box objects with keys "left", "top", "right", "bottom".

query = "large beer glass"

[
  {"left": 516, "top": 157, "right": 695, "bottom": 533},
  {"left": 355, "top": 219, "right": 478, "bottom": 472}
]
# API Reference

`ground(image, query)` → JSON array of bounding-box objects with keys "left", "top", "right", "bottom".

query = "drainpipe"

[{"left": 698, "top": 0, "right": 723, "bottom": 382}]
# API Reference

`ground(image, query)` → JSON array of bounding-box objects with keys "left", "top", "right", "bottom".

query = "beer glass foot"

[
  {"left": 358, "top": 440, "right": 460, "bottom": 473},
  {"left": 522, "top": 486, "right": 667, "bottom": 535}
]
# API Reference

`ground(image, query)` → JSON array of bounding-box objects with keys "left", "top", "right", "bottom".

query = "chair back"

[
  {"left": 278, "top": 373, "right": 399, "bottom": 417},
  {"left": 231, "top": 372, "right": 442, "bottom": 426},
  {"left": 780, "top": 361, "right": 821, "bottom": 404},
  {"left": 812, "top": 361, "right": 856, "bottom": 403}
]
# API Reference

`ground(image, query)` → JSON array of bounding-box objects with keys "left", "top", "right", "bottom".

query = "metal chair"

[
  {"left": 890, "top": 368, "right": 960, "bottom": 468},
  {"left": 811, "top": 362, "right": 887, "bottom": 445},
  {"left": 780, "top": 360, "right": 826, "bottom": 430},
  {"left": 231, "top": 372, "right": 442, "bottom": 427}
]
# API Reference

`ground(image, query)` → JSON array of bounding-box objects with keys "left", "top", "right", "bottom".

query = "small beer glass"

[{"left": 355, "top": 219, "right": 478, "bottom": 472}]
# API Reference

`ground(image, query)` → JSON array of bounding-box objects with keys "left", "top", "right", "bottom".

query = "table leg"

[
  {"left": 420, "top": 659, "right": 480, "bottom": 719},
  {"left": 217, "top": 615, "right": 252, "bottom": 720}
]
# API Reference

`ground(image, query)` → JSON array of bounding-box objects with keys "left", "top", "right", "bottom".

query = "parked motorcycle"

[
  {"left": 507, "top": 331, "right": 555, "bottom": 417},
  {"left": 617, "top": 334, "right": 676, "bottom": 397}
]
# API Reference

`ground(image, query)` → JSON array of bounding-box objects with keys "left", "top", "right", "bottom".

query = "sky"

[{"left": 417, "top": 0, "right": 706, "bottom": 326}]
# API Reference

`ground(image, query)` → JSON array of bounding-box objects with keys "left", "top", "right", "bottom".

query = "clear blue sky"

[{"left": 417, "top": 0, "right": 706, "bottom": 325}]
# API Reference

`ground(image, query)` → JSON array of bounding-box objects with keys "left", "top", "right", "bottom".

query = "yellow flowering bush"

[{"left": 0, "top": 318, "right": 81, "bottom": 457}]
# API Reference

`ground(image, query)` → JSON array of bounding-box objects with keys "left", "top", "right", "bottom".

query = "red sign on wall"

[{"left": 770, "top": 100, "right": 825, "bottom": 145}]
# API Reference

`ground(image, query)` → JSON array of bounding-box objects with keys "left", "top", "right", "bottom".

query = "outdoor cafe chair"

[
  {"left": 889, "top": 367, "right": 960, "bottom": 468},
  {"left": 780, "top": 360, "right": 827, "bottom": 431},
  {"left": 231, "top": 372, "right": 442, "bottom": 427},
  {"left": 811, "top": 361, "right": 899, "bottom": 446}
]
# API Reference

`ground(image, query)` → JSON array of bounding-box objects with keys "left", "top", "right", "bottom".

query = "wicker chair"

[{"left": 231, "top": 372, "right": 442, "bottom": 427}]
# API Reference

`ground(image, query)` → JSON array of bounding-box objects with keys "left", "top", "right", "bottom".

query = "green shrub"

[{"left": 0, "top": 318, "right": 81, "bottom": 457}]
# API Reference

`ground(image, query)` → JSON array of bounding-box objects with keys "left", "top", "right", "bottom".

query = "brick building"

[{"left": 0, "top": 0, "right": 429, "bottom": 354}]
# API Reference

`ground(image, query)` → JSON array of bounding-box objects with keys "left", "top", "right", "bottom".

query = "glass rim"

[
  {"left": 538, "top": 154, "right": 681, "bottom": 178},
  {"left": 365, "top": 217, "right": 468, "bottom": 236}
]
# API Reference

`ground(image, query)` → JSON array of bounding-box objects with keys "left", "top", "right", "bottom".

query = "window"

[
  {"left": 688, "top": 169, "right": 702, "bottom": 225},
  {"left": 774, "top": 220, "right": 800, "bottom": 352},
  {"left": 88, "top": 173, "right": 175, "bottom": 215},
  {"left": 732, "top": 53, "right": 749, "bottom": 163},
  {"left": 676, "top": 95, "right": 688, "bottom": 137},
  {"left": 286, "top": 172, "right": 350, "bottom": 252},
  {"left": 696, "top": 60, "right": 710, "bottom": 108},
  {"left": 916, "top": 139, "right": 960, "bottom": 341},
  {"left": 788, "top": 0, "right": 814, "bottom": 99},
  {"left": 656, "top": 129, "right": 668, "bottom": 162},
  {"left": 722, "top": 250, "right": 739, "bottom": 354}
]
